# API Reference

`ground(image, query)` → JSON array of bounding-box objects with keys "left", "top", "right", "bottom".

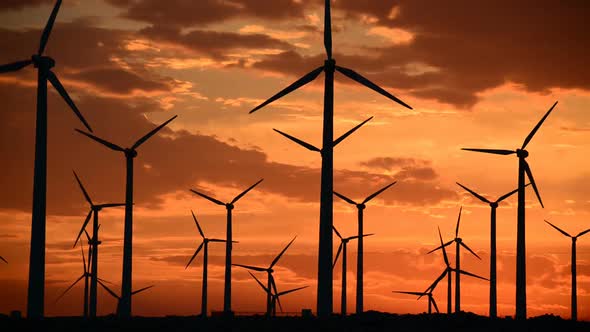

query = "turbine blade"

[
  {"left": 270, "top": 274, "right": 279, "bottom": 297},
  {"left": 278, "top": 285, "right": 308, "bottom": 297},
  {"left": 348, "top": 233, "right": 375, "bottom": 240},
  {"left": 191, "top": 210, "right": 205, "bottom": 238},
  {"left": 461, "top": 148, "right": 515, "bottom": 155},
  {"left": 524, "top": 161, "right": 544, "bottom": 208},
  {"left": 96, "top": 203, "right": 126, "bottom": 208},
  {"left": 75, "top": 129, "right": 124, "bottom": 152},
  {"left": 332, "top": 243, "right": 343, "bottom": 269},
  {"left": 0, "top": 256, "right": 7, "bottom": 264},
  {"left": 456, "top": 269, "right": 489, "bottom": 281},
  {"left": 73, "top": 209, "right": 92, "bottom": 248},
  {"left": 431, "top": 296, "right": 440, "bottom": 313},
  {"left": 97, "top": 277, "right": 114, "bottom": 285},
  {"left": 249, "top": 66, "right": 324, "bottom": 114},
  {"left": 495, "top": 185, "right": 527, "bottom": 203},
  {"left": 270, "top": 236, "right": 296, "bottom": 269},
  {"left": 273, "top": 129, "right": 320, "bottom": 152},
  {"left": 189, "top": 189, "right": 225, "bottom": 206},
  {"left": 72, "top": 170, "right": 93, "bottom": 206},
  {"left": 426, "top": 240, "right": 453, "bottom": 255},
  {"left": 185, "top": 242, "right": 204, "bottom": 269},
  {"left": 276, "top": 293, "right": 283, "bottom": 313},
  {"left": 131, "top": 285, "right": 154, "bottom": 296},
  {"left": 54, "top": 274, "right": 84, "bottom": 303},
  {"left": 47, "top": 71, "right": 93, "bottom": 132},
  {"left": 424, "top": 270, "right": 446, "bottom": 294},
  {"left": 81, "top": 245, "right": 87, "bottom": 274},
  {"left": 131, "top": 115, "right": 177, "bottom": 150},
  {"left": 0, "top": 59, "right": 33, "bottom": 73},
  {"left": 576, "top": 228, "right": 590, "bottom": 238},
  {"left": 83, "top": 229, "right": 91, "bottom": 243},
  {"left": 544, "top": 220, "right": 571, "bottom": 238},
  {"left": 438, "top": 227, "right": 450, "bottom": 267},
  {"left": 209, "top": 238, "right": 228, "bottom": 243},
  {"left": 332, "top": 116, "right": 373, "bottom": 148},
  {"left": 248, "top": 271, "right": 269, "bottom": 294},
  {"left": 363, "top": 181, "right": 397, "bottom": 204},
  {"left": 456, "top": 182, "right": 490, "bottom": 204},
  {"left": 455, "top": 206, "right": 462, "bottom": 238},
  {"left": 231, "top": 178, "right": 264, "bottom": 204},
  {"left": 38, "top": 0, "right": 62, "bottom": 55},
  {"left": 97, "top": 279, "right": 120, "bottom": 300},
  {"left": 522, "top": 101, "right": 558, "bottom": 149},
  {"left": 392, "top": 291, "right": 426, "bottom": 297},
  {"left": 335, "top": 65, "right": 412, "bottom": 110},
  {"left": 333, "top": 191, "right": 357, "bottom": 205},
  {"left": 332, "top": 225, "right": 343, "bottom": 240},
  {"left": 460, "top": 242, "right": 481, "bottom": 259},
  {"left": 324, "top": 0, "right": 332, "bottom": 59},
  {"left": 232, "top": 263, "right": 267, "bottom": 272}
]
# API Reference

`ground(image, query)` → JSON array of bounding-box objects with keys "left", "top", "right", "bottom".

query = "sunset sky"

[{"left": 0, "top": 0, "right": 589, "bottom": 319}]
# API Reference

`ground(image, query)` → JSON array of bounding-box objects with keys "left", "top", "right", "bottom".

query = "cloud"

[{"left": 0, "top": 0, "right": 53, "bottom": 11}]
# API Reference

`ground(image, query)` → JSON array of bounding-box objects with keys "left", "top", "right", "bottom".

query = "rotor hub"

[
  {"left": 226, "top": 203, "right": 234, "bottom": 210},
  {"left": 456, "top": 238, "right": 462, "bottom": 244},
  {"left": 268, "top": 268, "right": 274, "bottom": 273},
  {"left": 516, "top": 149, "right": 528, "bottom": 158},
  {"left": 324, "top": 58, "right": 336, "bottom": 71},
  {"left": 490, "top": 202, "right": 499, "bottom": 208},
  {"left": 125, "top": 148, "right": 138, "bottom": 158},
  {"left": 357, "top": 203, "right": 366, "bottom": 210},
  {"left": 32, "top": 55, "right": 55, "bottom": 69},
  {"left": 573, "top": 237, "right": 577, "bottom": 243}
]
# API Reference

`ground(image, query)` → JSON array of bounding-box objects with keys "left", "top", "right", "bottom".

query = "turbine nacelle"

[
  {"left": 124, "top": 148, "right": 138, "bottom": 158},
  {"left": 32, "top": 55, "right": 55, "bottom": 69},
  {"left": 490, "top": 202, "right": 499, "bottom": 208},
  {"left": 357, "top": 203, "right": 366, "bottom": 210},
  {"left": 516, "top": 149, "right": 529, "bottom": 158},
  {"left": 324, "top": 58, "right": 336, "bottom": 71},
  {"left": 225, "top": 203, "right": 234, "bottom": 210}
]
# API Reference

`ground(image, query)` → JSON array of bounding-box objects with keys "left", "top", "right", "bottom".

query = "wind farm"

[{"left": 0, "top": 0, "right": 589, "bottom": 330}]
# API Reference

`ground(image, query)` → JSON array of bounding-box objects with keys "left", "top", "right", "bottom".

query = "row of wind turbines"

[{"left": 0, "top": 0, "right": 587, "bottom": 321}]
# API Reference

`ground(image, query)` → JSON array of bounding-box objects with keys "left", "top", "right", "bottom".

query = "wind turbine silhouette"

[
  {"left": 185, "top": 210, "right": 233, "bottom": 317},
  {"left": 462, "top": 101, "right": 557, "bottom": 319},
  {"left": 71, "top": 171, "right": 125, "bottom": 318},
  {"left": 427, "top": 207, "right": 481, "bottom": 313},
  {"left": 425, "top": 227, "right": 488, "bottom": 314},
  {"left": 392, "top": 290, "right": 439, "bottom": 314},
  {"left": 190, "top": 179, "right": 263, "bottom": 315},
  {"left": 76, "top": 115, "right": 177, "bottom": 318},
  {"left": 0, "top": 0, "right": 93, "bottom": 317},
  {"left": 233, "top": 236, "right": 296, "bottom": 316},
  {"left": 544, "top": 220, "right": 590, "bottom": 321},
  {"left": 248, "top": 271, "right": 308, "bottom": 317},
  {"left": 54, "top": 243, "right": 91, "bottom": 317},
  {"left": 249, "top": 0, "right": 411, "bottom": 316},
  {"left": 332, "top": 225, "right": 373, "bottom": 315},
  {"left": 456, "top": 182, "right": 524, "bottom": 318},
  {"left": 333, "top": 182, "right": 395, "bottom": 313},
  {"left": 97, "top": 280, "right": 153, "bottom": 316}
]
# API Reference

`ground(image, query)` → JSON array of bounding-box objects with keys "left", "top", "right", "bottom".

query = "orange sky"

[{"left": 0, "top": 0, "right": 589, "bottom": 319}]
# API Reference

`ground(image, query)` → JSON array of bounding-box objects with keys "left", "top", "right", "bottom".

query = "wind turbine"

[
  {"left": 54, "top": 244, "right": 91, "bottom": 317},
  {"left": 248, "top": 272, "right": 308, "bottom": 317},
  {"left": 456, "top": 182, "right": 524, "bottom": 318},
  {"left": 544, "top": 220, "right": 590, "bottom": 321},
  {"left": 185, "top": 210, "right": 232, "bottom": 317},
  {"left": 333, "top": 181, "right": 396, "bottom": 313},
  {"left": 428, "top": 207, "right": 481, "bottom": 313},
  {"left": 249, "top": 1, "right": 411, "bottom": 316},
  {"left": 332, "top": 225, "right": 373, "bottom": 315},
  {"left": 97, "top": 280, "right": 153, "bottom": 316},
  {"left": 392, "top": 290, "right": 439, "bottom": 314},
  {"left": 0, "top": 0, "right": 94, "bottom": 317},
  {"left": 190, "top": 179, "right": 263, "bottom": 314},
  {"left": 76, "top": 115, "right": 177, "bottom": 318},
  {"left": 233, "top": 236, "right": 296, "bottom": 316},
  {"left": 71, "top": 171, "right": 125, "bottom": 318},
  {"left": 462, "top": 101, "right": 557, "bottom": 319},
  {"left": 425, "top": 227, "right": 488, "bottom": 314}
]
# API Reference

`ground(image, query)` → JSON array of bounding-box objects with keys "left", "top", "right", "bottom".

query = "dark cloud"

[
  {"left": 0, "top": 0, "right": 53, "bottom": 11},
  {"left": 360, "top": 157, "right": 437, "bottom": 181},
  {"left": 106, "top": 0, "right": 311, "bottom": 27}
]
